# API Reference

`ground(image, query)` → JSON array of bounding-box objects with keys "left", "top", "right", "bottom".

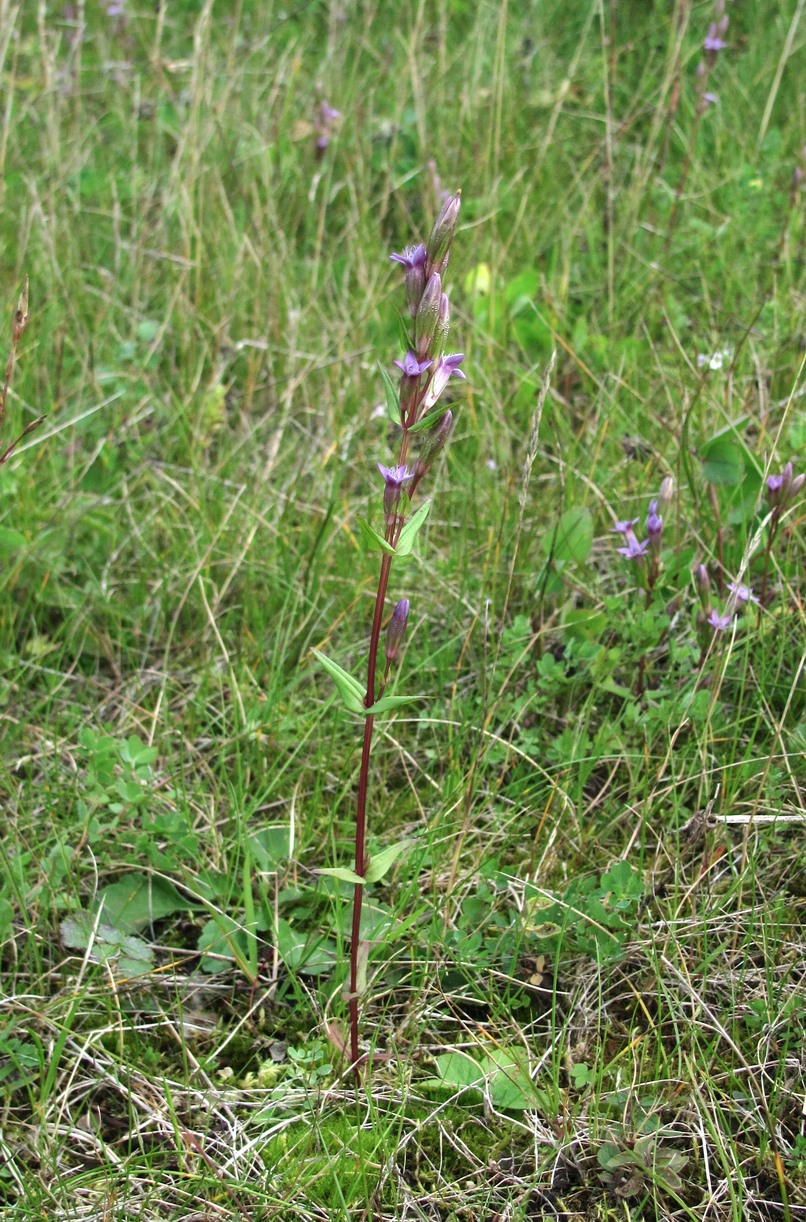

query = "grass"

[{"left": 1, "top": 0, "right": 806, "bottom": 1217}]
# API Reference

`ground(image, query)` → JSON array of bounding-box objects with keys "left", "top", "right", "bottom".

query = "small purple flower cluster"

[
  {"left": 766, "top": 460, "right": 805, "bottom": 511},
  {"left": 611, "top": 479, "right": 672, "bottom": 593},
  {"left": 694, "top": 565, "right": 760, "bottom": 647},
  {"left": 695, "top": 0, "right": 729, "bottom": 110},
  {"left": 315, "top": 100, "right": 341, "bottom": 159},
  {"left": 382, "top": 195, "right": 465, "bottom": 509}
]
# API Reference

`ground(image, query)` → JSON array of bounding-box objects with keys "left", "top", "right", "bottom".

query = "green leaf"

[
  {"left": 311, "top": 648, "right": 366, "bottom": 714},
  {"left": 316, "top": 866, "right": 366, "bottom": 885},
  {"left": 197, "top": 914, "right": 251, "bottom": 974},
  {"left": 356, "top": 516, "right": 395, "bottom": 555},
  {"left": 274, "top": 917, "right": 336, "bottom": 974},
  {"left": 364, "top": 692, "right": 420, "bottom": 715},
  {"left": 702, "top": 437, "right": 745, "bottom": 486},
  {"left": 95, "top": 874, "right": 189, "bottom": 933},
  {"left": 407, "top": 407, "right": 448, "bottom": 434},
  {"left": 60, "top": 913, "right": 155, "bottom": 977},
  {"left": 0, "top": 527, "right": 28, "bottom": 558},
  {"left": 136, "top": 319, "right": 160, "bottom": 343},
  {"left": 543, "top": 507, "right": 593, "bottom": 564},
  {"left": 431, "top": 1051, "right": 486, "bottom": 1091},
  {"left": 249, "top": 825, "right": 292, "bottom": 869},
  {"left": 379, "top": 363, "right": 401, "bottom": 427},
  {"left": 364, "top": 839, "right": 414, "bottom": 884},
  {"left": 395, "top": 500, "right": 431, "bottom": 557}
]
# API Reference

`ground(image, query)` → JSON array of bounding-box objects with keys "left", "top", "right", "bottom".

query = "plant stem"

[{"left": 349, "top": 436, "right": 411, "bottom": 1080}]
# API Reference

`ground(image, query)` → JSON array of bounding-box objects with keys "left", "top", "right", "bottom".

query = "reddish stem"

[{"left": 349, "top": 436, "right": 411, "bottom": 1081}]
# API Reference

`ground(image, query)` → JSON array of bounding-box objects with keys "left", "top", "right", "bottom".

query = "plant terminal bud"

[
  {"left": 658, "top": 476, "right": 674, "bottom": 512},
  {"left": 426, "top": 192, "right": 461, "bottom": 275},
  {"left": 385, "top": 598, "right": 410, "bottom": 663},
  {"left": 694, "top": 564, "right": 711, "bottom": 612},
  {"left": 12, "top": 278, "right": 29, "bottom": 344}
]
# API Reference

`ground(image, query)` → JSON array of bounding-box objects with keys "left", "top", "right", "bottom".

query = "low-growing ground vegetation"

[{"left": 1, "top": 2, "right": 805, "bottom": 1218}]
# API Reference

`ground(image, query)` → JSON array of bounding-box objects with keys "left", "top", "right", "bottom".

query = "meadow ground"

[{"left": 1, "top": 1, "right": 805, "bottom": 1218}]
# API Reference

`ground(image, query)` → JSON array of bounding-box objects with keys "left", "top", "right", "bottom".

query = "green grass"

[{"left": 1, "top": 1, "right": 806, "bottom": 1217}]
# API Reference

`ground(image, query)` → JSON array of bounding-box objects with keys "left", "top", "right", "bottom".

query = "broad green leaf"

[
  {"left": 316, "top": 865, "right": 366, "bottom": 885},
  {"left": 702, "top": 437, "right": 745, "bottom": 486},
  {"left": 0, "top": 527, "right": 28, "bottom": 558},
  {"left": 432, "top": 1051, "right": 485, "bottom": 1091},
  {"left": 60, "top": 913, "right": 155, "bottom": 977},
  {"left": 484, "top": 1047, "right": 544, "bottom": 1110},
  {"left": 395, "top": 500, "right": 431, "bottom": 557},
  {"left": 543, "top": 507, "right": 593, "bottom": 564},
  {"left": 249, "top": 825, "right": 292, "bottom": 869},
  {"left": 197, "top": 914, "right": 251, "bottom": 974},
  {"left": 364, "top": 692, "right": 419, "bottom": 715},
  {"left": 379, "top": 363, "right": 400, "bottom": 427},
  {"left": 274, "top": 917, "right": 336, "bottom": 974},
  {"left": 364, "top": 839, "right": 414, "bottom": 884},
  {"left": 356, "top": 516, "right": 395, "bottom": 554},
  {"left": 311, "top": 648, "right": 366, "bottom": 714},
  {"left": 95, "top": 874, "right": 189, "bottom": 933}
]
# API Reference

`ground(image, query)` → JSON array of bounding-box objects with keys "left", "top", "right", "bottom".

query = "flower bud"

[
  {"left": 694, "top": 564, "right": 711, "bottom": 613},
  {"left": 404, "top": 246, "right": 427, "bottom": 317},
  {"left": 390, "top": 244, "right": 428, "bottom": 318},
  {"left": 413, "top": 410, "right": 453, "bottom": 480},
  {"left": 767, "top": 461, "right": 794, "bottom": 508},
  {"left": 426, "top": 192, "right": 460, "bottom": 275},
  {"left": 414, "top": 272, "right": 442, "bottom": 360},
  {"left": 385, "top": 598, "right": 410, "bottom": 663},
  {"left": 12, "top": 278, "right": 29, "bottom": 345},
  {"left": 658, "top": 476, "right": 674, "bottom": 513},
  {"left": 646, "top": 500, "right": 663, "bottom": 552}
]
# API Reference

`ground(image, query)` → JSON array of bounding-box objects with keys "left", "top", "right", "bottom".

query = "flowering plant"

[{"left": 312, "top": 194, "right": 464, "bottom": 1079}]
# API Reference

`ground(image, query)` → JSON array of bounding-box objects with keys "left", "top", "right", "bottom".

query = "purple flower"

[
  {"left": 394, "top": 351, "right": 432, "bottom": 378},
  {"left": 766, "top": 461, "right": 804, "bottom": 509},
  {"left": 728, "top": 582, "right": 759, "bottom": 605},
  {"left": 107, "top": 1, "right": 126, "bottom": 13},
  {"left": 422, "top": 352, "right": 466, "bottom": 410},
  {"left": 391, "top": 243, "right": 428, "bottom": 318},
  {"left": 617, "top": 536, "right": 649, "bottom": 559},
  {"left": 646, "top": 500, "right": 662, "bottom": 545},
  {"left": 390, "top": 244, "right": 427, "bottom": 271},
  {"left": 704, "top": 16, "right": 728, "bottom": 53},
  {"left": 319, "top": 101, "right": 341, "bottom": 125},
  {"left": 611, "top": 518, "right": 639, "bottom": 534},
  {"left": 378, "top": 463, "right": 414, "bottom": 524},
  {"left": 378, "top": 463, "right": 414, "bottom": 488},
  {"left": 704, "top": 28, "right": 727, "bottom": 52},
  {"left": 707, "top": 609, "right": 732, "bottom": 631},
  {"left": 703, "top": 92, "right": 719, "bottom": 107}
]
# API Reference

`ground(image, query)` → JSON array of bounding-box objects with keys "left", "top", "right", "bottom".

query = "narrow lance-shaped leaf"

[
  {"left": 317, "top": 866, "right": 366, "bottom": 885},
  {"left": 379, "top": 363, "right": 401, "bottom": 427},
  {"left": 407, "top": 405, "right": 450, "bottom": 434},
  {"left": 395, "top": 500, "right": 431, "bottom": 557},
  {"left": 356, "top": 516, "right": 395, "bottom": 554},
  {"left": 311, "top": 648, "right": 366, "bottom": 714},
  {"left": 363, "top": 839, "right": 414, "bottom": 883}
]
